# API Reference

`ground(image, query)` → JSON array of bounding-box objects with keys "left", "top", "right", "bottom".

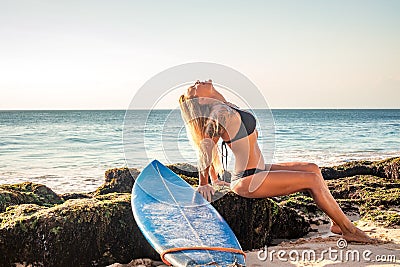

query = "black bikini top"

[
  {"left": 223, "top": 106, "right": 256, "bottom": 144},
  {"left": 220, "top": 106, "right": 257, "bottom": 178}
]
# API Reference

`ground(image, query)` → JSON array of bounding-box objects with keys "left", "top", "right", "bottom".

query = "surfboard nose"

[{"left": 150, "top": 159, "right": 161, "bottom": 166}]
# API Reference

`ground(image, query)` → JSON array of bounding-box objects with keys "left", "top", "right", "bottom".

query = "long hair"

[{"left": 179, "top": 93, "right": 223, "bottom": 177}]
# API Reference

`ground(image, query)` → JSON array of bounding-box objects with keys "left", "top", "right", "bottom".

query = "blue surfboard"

[{"left": 131, "top": 160, "right": 246, "bottom": 267}]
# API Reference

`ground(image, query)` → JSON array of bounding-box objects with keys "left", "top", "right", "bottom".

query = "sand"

[
  {"left": 110, "top": 219, "right": 400, "bottom": 267},
  {"left": 246, "top": 220, "right": 400, "bottom": 267}
]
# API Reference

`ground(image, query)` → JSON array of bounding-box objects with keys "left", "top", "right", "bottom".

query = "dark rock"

[
  {"left": 321, "top": 161, "right": 376, "bottom": 180},
  {"left": 0, "top": 193, "right": 158, "bottom": 267},
  {"left": 321, "top": 157, "right": 400, "bottom": 180},
  {"left": 95, "top": 165, "right": 199, "bottom": 191},
  {"left": 0, "top": 182, "right": 63, "bottom": 212},
  {"left": 213, "top": 191, "right": 310, "bottom": 251},
  {"left": 61, "top": 192, "right": 92, "bottom": 201},
  {"left": 274, "top": 173, "right": 400, "bottom": 227},
  {"left": 0, "top": 185, "right": 309, "bottom": 266},
  {"left": 373, "top": 157, "right": 400, "bottom": 180},
  {"left": 166, "top": 163, "right": 198, "bottom": 178},
  {"left": 275, "top": 192, "right": 322, "bottom": 223},
  {"left": 360, "top": 206, "right": 400, "bottom": 226},
  {"left": 5, "top": 157, "right": 399, "bottom": 266},
  {"left": 94, "top": 168, "right": 140, "bottom": 195}
]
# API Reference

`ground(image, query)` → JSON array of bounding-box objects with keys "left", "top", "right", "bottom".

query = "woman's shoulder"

[
  {"left": 211, "top": 102, "right": 237, "bottom": 117},
  {"left": 223, "top": 101, "right": 240, "bottom": 109}
]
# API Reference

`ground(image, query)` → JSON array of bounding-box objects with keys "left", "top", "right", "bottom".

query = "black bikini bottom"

[
  {"left": 232, "top": 167, "right": 266, "bottom": 180},
  {"left": 229, "top": 167, "right": 267, "bottom": 189}
]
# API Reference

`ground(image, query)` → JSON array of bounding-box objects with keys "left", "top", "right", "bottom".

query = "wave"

[{"left": 64, "top": 137, "right": 92, "bottom": 143}]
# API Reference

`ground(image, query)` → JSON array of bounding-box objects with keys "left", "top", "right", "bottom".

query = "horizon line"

[{"left": 1, "top": 107, "right": 399, "bottom": 111}]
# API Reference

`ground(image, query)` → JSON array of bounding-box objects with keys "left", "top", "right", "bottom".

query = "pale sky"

[{"left": 1, "top": 0, "right": 399, "bottom": 109}]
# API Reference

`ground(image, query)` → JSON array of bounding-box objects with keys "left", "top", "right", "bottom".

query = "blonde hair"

[{"left": 179, "top": 93, "right": 223, "bottom": 177}]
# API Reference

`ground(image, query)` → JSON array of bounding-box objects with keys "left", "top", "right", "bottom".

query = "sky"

[{"left": 0, "top": 0, "right": 399, "bottom": 109}]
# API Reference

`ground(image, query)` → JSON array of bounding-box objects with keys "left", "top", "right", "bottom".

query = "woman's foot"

[
  {"left": 341, "top": 227, "right": 377, "bottom": 243},
  {"left": 330, "top": 219, "right": 342, "bottom": 234},
  {"left": 330, "top": 219, "right": 377, "bottom": 236},
  {"left": 330, "top": 224, "right": 342, "bottom": 235}
]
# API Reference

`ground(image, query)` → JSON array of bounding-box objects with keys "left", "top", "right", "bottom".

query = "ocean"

[{"left": 1, "top": 109, "right": 399, "bottom": 193}]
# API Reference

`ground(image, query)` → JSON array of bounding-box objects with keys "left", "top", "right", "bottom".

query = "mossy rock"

[
  {"left": 176, "top": 174, "right": 198, "bottom": 186},
  {"left": 6, "top": 157, "right": 400, "bottom": 266},
  {"left": 325, "top": 175, "right": 400, "bottom": 226},
  {"left": 0, "top": 182, "right": 63, "bottom": 212},
  {"left": 213, "top": 191, "right": 310, "bottom": 250},
  {"left": 277, "top": 192, "right": 319, "bottom": 214},
  {"left": 0, "top": 204, "right": 45, "bottom": 228},
  {"left": 326, "top": 175, "right": 400, "bottom": 203},
  {"left": 61, "top": 192, "right": 92, "bottom": 201},
  {"left": 94, "top": 167, "right": 140, "bottom": 195},
  {"left": 0, "top": 193, "right": 157, "bottom": 267},
  {"left": 359, "top": 206, "right": 400, "bottom": 227},
  {"left": 373, "top": 157, "right": 400, "bottom": 180},
  {"left": 0, "top": 190, "right": 310, "bottom": 266},
  {"left": 273, "top": 174, "right": 400, "bottom": 227},
  {"left": 166, "top": 163, "right": 198, "bottom": 178},
  {"left": 321, "top": 157, "right": 400, "bottom": 180}
]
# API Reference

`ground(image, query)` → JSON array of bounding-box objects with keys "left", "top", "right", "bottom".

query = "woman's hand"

[
  {"left": 211, "top": 179, "right": 231, "bottom": 187},
  {"left": 197, "top": 184, "right": 215, "bottom": 202},
  {"left": 208, "top": 164, "right": 230, "bottom": 187}
]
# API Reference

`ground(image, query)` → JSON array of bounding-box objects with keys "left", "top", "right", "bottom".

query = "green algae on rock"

[
  {"left": 321, "top": 157, "right": 400, "bottom": 180},
  {"left": 94, "top": 167, "right": 140, "bottom": 196},
  {"left": 0, "top": 193, "right": 158, "bottom": 267},
  {"left": 0, "top": 174, "right": 309, "bottom": 266},
  {"left": 327, "top": 175, "right": 400, "bottom": 226},
  {"left": 0, "top": 189, "right": 309, "bottom": 267},
  {"left": 373, "top": 157, "right": 400, "bottom": 180},
  {"left": 1, "top": 157, "right": 398, "bottom": 266},
  {"left": 166, "top": 163, "right": 198, "bottom": 178},
  {"left": 277, "top": 174, "right": 400, "bottom": 227},
  {"left": 0, "top": 182, "right": 63, "bottom": 213},
  {"left": 360, "top": 207, "right": 400, "bottom": 227},
  {"left": 213, "top": 191, "right": 310, "bottom": 250}
]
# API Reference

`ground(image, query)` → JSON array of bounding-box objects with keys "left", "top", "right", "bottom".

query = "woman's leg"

[
  {"left": 269, "top": 162, "right": 341, "bottom": 234},
  {"left": 231, "top": 170, "right": 374, "bottom": 243},
  {"left": 270, "top": 162, "right": 321, "bottom": 173}
]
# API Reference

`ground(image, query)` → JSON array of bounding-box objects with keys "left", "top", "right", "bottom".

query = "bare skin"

[
  {"left": 182, "top": 80, "right": 376, "bottom": 244},
  {"left": 231, "top": 168, "right": 373, "bottom": 243},
  {"left": 269, "top": 162, "right": 342, "bottom": 234}
]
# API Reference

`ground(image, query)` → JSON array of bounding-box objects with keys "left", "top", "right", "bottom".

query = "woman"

[{"left": 179, "top": 79, "right": 375, "bottom": 243}]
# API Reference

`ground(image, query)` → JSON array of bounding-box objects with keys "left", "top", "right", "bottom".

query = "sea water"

[{"left": 0, "top": 109, "right": 399, "bottom": 193}]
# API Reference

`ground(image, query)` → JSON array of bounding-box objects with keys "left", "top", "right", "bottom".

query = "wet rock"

[
  {"left": 0, "top": 185, "right": 309, "bottom": 266},
  {"left": 321, "top": 160, "right": 376, "bottom": 180},
  {"left": 213, "top": 190, "right": 310, "bottom": 250},
  {"left": 166, "top": 163, "right": 198, "bottom": 178},
  {"left": 374, "top": 157, "right": 400, "bottom": 180},
  {"left": 321, "top": 157, "right": 400, "bottom": 180},
  {"left": 0, "top": 193, "right": 158, "bottom": 267},
  {"left": 3, "top": 157, "right": 399, "bottom": 266},
  {"left": 61, "top": 192, "right": 92, "bottom": 201},
  {"left": 277, "top": 174, "right": 400, "bottom": 227},
  {"left": 0, "top": 182, "right": 63, "bottom": 212},
  {"left": 360, "top": 206, "right": 400, "bottom": 226},
  {"left": 94, "top": 168, "right": 140, "bottom": 195}
]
